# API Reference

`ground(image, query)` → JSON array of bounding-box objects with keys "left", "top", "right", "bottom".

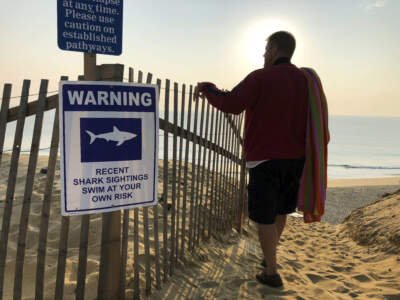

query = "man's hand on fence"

[{"left": 194, "top": 82, "right": 215, "bottom": 101}]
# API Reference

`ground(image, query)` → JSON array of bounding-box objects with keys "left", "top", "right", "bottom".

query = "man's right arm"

[{"left": 197, "top": 70, "right": 261, "bottom": 115}]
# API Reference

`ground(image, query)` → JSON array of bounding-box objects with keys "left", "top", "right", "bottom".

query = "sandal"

[{"left": 256, "top": 272, "right": 283, "bottom": 288}]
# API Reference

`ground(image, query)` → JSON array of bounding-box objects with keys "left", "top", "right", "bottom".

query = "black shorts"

[{"left": 247, "top": 158, "right": 305, "bottom": 225}]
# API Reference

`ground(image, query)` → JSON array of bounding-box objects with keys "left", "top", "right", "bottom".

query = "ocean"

[
  {"left": 328, "top": 115, "right": 400, "bottom": 178},
  {"left": 3, "top": 113, "right": 400, "bottom": 179}
]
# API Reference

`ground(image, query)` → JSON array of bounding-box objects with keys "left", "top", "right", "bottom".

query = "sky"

[{"left": 0, "top": 0, "right": 399, "bottom": 117}]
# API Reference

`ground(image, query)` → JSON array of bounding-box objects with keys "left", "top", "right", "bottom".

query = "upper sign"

[
  {"left": 57, "top": 0, "right": 123, "bottom": 55},
  {"left": 59, "top": 81, "right": 159, "bottom": 216}
]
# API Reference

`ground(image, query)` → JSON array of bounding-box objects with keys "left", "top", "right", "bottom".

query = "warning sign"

[{"left": 59, "top": 81, "right": 158, "bottom": 215}]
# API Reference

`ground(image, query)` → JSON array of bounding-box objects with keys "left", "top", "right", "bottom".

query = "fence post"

[{"left": 96, "top": 63, "right": 124, "bottom": 300}]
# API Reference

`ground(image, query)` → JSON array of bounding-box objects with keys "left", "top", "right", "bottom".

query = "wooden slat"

[
  {"left": 129, "top": 67, "right": 134, "bottom": 82},
  {"left": 222, "top": 115, "right": 230, "bottom": 231},
  {"left": 133, "top": 206, "right": 139, "bottom": 300},
  {"left": 120, "top": 209, "right": 129, "bottom": 300},
  {"left": 174, "top": 83, "right": 185, "bottom": 264},
  {"left": 193, "top": 96, "right": 205, "bottom": 247},
  {"left": 228, "top": 115, "right": 237, "bottom": 229},
  {"left": 225, "top": 114, "right": 235, "bottom": 231},
  {"left": 133, "top": 69, "right": 142, "bottom": 300},
  {"left": 180, "top": 85, "right": 193, "bottom": 258},
  {"left": 226, "top": 114, "right": 235, "bottom": 230},
  {"left": 217, "top": 114, "right": 227, "bottom": 231},
  {"left": 169, "top": 82, "right": 178, "bottom": 275},
  {"left": 197, "top": 101, "right": 210, "bottom": 244},
  {"left": 213, "top": 110, "right": 222, "bottom": 232},
  {"left": 120, "top": 68, "right": 134, "bottom": 299},
  {"left": 237, "top": 114, "right": 246, "bottom": 233},
  {"left": 13, "top": 80, "right": 48, "bottom": 300},
  {"left": 0, "top": 84, "right": 11, "bottom": 165},
  {"left": 128, "top": 68, "right": 139, "bottom": 299},
  {"left": 230, "top": 115, "right": 238, "bottom": 224},
  {"left": 0, "top": 80, "right": 30, "bottom": 300},
  {"left": 143, "top": 72, "right": 153, "bottom": 295},
  {"left": 162, "top": 79, "right": 170, "bottom": 281},
  {"left": 76, "top": 220, "right": 90, "bottom": 300},
  {"left": 207, "top": 108, "right": 219, "bottom": 240},
  {"left": 235, "top": 115, "right": 243, "bottom": 221},
  {"left": 202, "top": 105, "right": 215, "bottom": 240},
  {"left": 223, "top": 114, "right": 232, "bottom": 231},
  {"left": 188, "top": 90, "right": 199, "bottom": 251},
  {"left": 54, "top": 76, "right": 70, "bottom": 300},
  {"left": 54, "top": 216, "right": 69, "bottom": 300},
  {"left": 152, "top": 78, "right": 162, "bottom": 290},
  {"left": 212, "top": 110, "right": 223, "bottom": 234},
  {"left": 120, "top": 210, "right": 129, "bottom": 300},
  {"left": 138, "top": 70, "right": 143, "bottom": 83},
  {"left": 233, "top": 115, "right": 242, "bottom": 226},
  {"left": 221, "top": 114, "right": 230, "bottom": 231}
]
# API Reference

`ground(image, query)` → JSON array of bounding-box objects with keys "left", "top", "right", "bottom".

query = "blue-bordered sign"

[
  {"left": 57, "top": 0, "right": 123, "bottom": 55},
  {"left": 59, "top": 81, "right": 158, "bottom": 216}
]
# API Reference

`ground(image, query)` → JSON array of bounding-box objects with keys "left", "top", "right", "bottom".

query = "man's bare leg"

[
  {"left": 257, "top": 223, "right": 278, "bottom": 275},
  {"left": 258, "top": 214, "right": 287, "bottom": 275},
  {"left": 275, "top": 214, "right": 287, "bottom": 242}
]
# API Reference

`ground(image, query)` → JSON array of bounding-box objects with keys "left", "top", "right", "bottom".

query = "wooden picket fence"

[{"left": 0, "top": 64, "right": 247, "bottom": 299}]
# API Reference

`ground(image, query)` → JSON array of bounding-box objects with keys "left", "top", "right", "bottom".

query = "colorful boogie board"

[{"left": 59, "top": 81, "right": 158, "bottom": 216}]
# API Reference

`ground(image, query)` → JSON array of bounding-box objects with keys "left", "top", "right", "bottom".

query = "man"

[{"left": 196, "top": 31, "right": 310, "bottom": 288}]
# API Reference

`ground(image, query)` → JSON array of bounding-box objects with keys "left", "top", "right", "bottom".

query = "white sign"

[{"left": 59, "top": 81, "right": 158, "bottom": 216}]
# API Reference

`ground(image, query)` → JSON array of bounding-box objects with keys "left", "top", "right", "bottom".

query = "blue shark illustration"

[{"left": 85, "top": 126, "right": 137, "bottom": 147}]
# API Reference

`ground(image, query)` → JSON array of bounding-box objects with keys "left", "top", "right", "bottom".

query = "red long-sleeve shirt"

[{"left": 201, "top": 61, "right": 309, "bottom": 161}]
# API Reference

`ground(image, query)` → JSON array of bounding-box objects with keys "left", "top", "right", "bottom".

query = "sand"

[
  {"left": 151, "top": 183, "right": 400, "bottom": 299},
  {"left": 1, "top": 153, "right": 400, "bottom": 299}
]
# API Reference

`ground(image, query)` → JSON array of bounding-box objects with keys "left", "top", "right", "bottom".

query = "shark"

[{"left": 85, "top": 126, "right": 137, "bottom": 147}]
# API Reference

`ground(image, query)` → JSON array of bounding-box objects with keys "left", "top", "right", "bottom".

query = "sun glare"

[{"left": 243, "top": 18, "right": 294, "bottom": 68}]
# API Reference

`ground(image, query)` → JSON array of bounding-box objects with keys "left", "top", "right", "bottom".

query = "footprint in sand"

[
  {"left": 284, "top": 273, "right": 302, "bottom": 283},
  {"left": 352, "top": 274, "right": 372, "bottom": 283},
  {"left": 306, "top": 273, "right": 325, "bottom": 284},
  {"left": 286, "top": 260, "right": 303, "bottom": 269},
  {"left": 333, "top": 286, "right": 350, "bottom": 293},
  {"left": 226, "top": 277, "right": 249, "bottom": 288},
  {"left": 294, "top": 240, "right": 305, "bottom": 246},
  {"left": 382, "top": 294, "right": 400, "bottom": 300},
  {"left": 199, "top": 280, "right": 219, "bottom": 288},
  {"left": 331, "top": 265, "right": 346, "bottom": 272},
  {"left": 257, "top": 285, "right": 296, "bottom": 296}
]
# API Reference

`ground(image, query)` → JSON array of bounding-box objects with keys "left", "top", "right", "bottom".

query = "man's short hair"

[{"left": 267, "top": 31, "right": 296, "bottom": 58}]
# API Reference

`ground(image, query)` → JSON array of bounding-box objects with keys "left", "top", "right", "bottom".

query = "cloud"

[{"left": 365, "top": 0, "right": 388, "bottom": 10}]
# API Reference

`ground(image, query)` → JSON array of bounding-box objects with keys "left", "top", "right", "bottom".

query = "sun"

[{"left": 242, "top": 18, "right": 294, "bottom": 68}]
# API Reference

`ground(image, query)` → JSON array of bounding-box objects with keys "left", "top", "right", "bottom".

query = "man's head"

[{"left": 264, "top": 31, "right": 296, "bottom": 68}]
